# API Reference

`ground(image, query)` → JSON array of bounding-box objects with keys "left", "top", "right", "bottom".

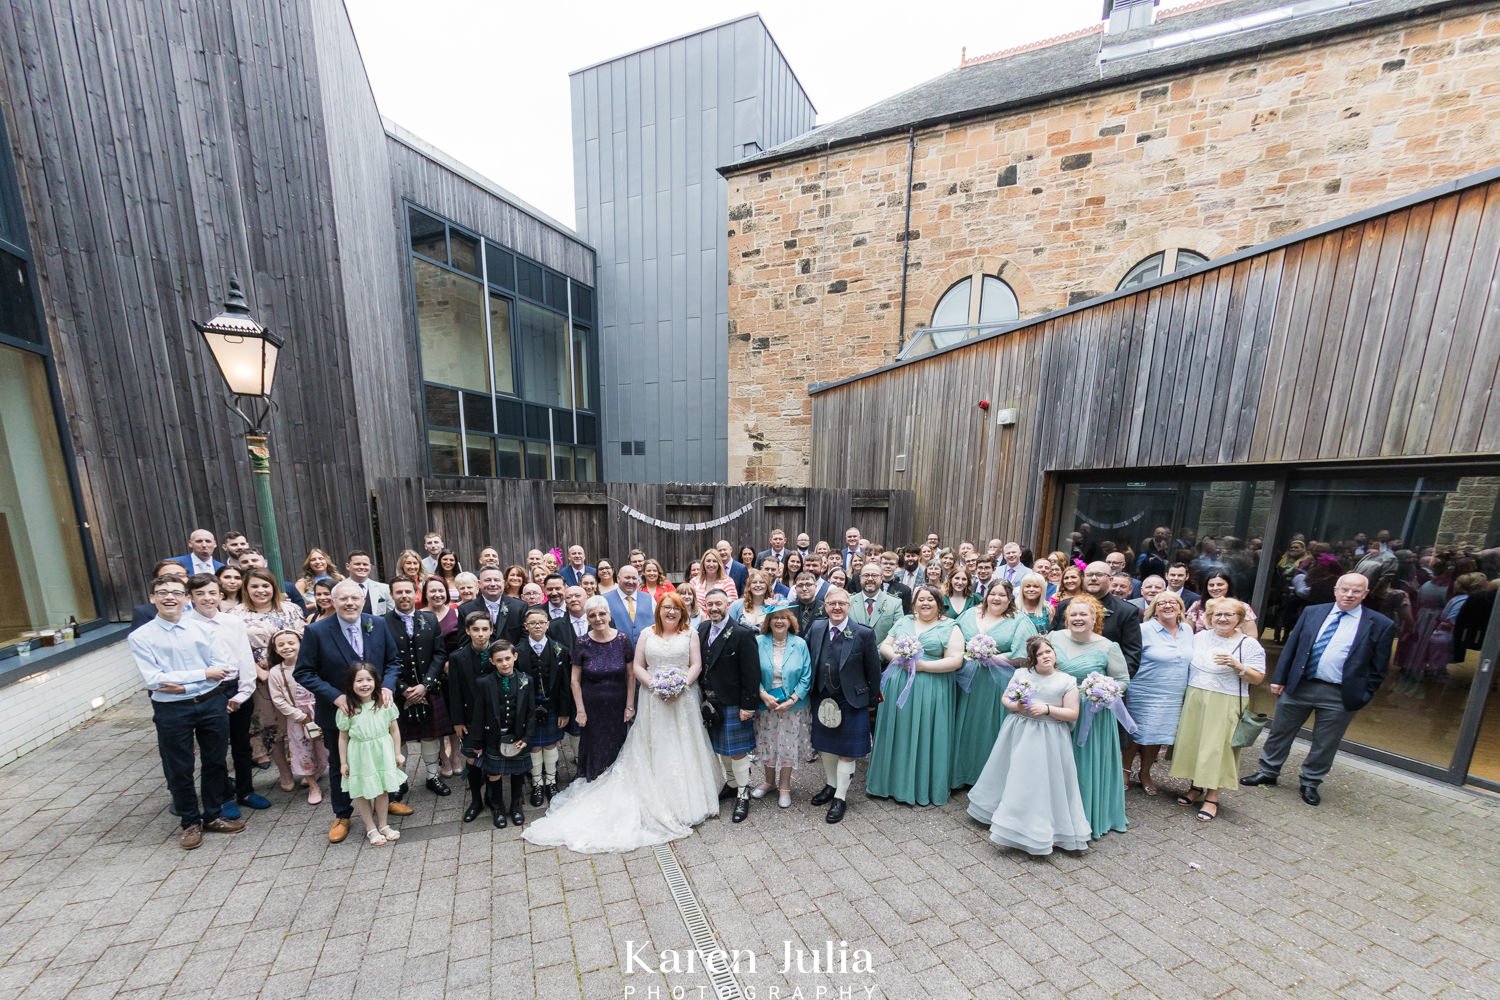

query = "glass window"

[
  {"left": 408, "top": 208, "right": 446, "bottom": 261},
  {"left": 524, "top": 402, "right": 550, "bottom": 440},
  {"left": 487, "top": 293, "right": 515, "bottom": 395},
  {"left": 544, "top": 272, "right": 569, "bottom": 311},
  {"left": 518, "top": 302, "right": 570, "bottom": 408},
  {"left": 571, "top": 283, "right": 593, "bottom": 322},
  {"left": 1175, "top": 249, "right": 1208, "bottom": 270},
  {"left": 552, "top": 446, "right": 573, "bottom": 481},
  {"left": 423, "top": 384, "right": 460, "bottom": 429},
  {"left": 552, "top": 407, "right": 575, "bottom": 445},
  {"left": 1118, "top": 252, "right": 1165, "bottom": 290},
  {"left": 978, "top": 275, "right": 1019, "bottom": 325},
  {"left": 496, "top": 397, "right": 524, "bottom": 436},
  {"left": 0, "top": 251, "right": 41, "bottom": 344},
  {"left": 574, "top": 447, "right": 596, "bottom": 482},
  {"left": 524, "top": 441, "right": 550, "bottom": 480},
  {"left": 576, "top": 411, "right": 598, "bottom": 446},
  {"left": 1270, "top": 472, "right": 1500, "bottom": 771},
  {"left": 931, "top": 278, "right": 971, "bottom": 328},
  {"left": 414, "top": 259, "right": 491, "bottom": 393},
  {"left": 462, "top": 392, "right": 493, "bottom": 435},
  {"left": 427, "top": 430, "right": 461, "bottom": 475},
  {"left": 465, "top": 437, "right": 495, "bottom": 478},
  {"left": 0, "top": 344, "right": 97, "bottom": 648},
  {"left": 516, "top": 259, "right": 544, "bottom": 301},
  {"left": 572, "top": 326, "right": 592, "bottom": 410},
  {"left": 496, "top": 439, "right": 523, "bottom": 479},
  {"left": 486, "top": 244, "right": 515, "bottom": 290},
  {"left": 450, "top": 231, "right": 481, "bottom": 277}
]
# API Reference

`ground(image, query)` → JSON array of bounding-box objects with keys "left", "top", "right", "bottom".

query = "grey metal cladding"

[{"left": 571, "top": 13, "right": 814, "bottom": 484}]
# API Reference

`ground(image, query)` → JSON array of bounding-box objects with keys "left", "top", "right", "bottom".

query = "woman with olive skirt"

[
  {"left": 1046, "top": 594, "right": 1130, "bottom": 839},
  {"left": 950, "top": 582, "right": 1036, "bottom": 788},
  {"left": 867, "top": 586, "right": 965, "bottom": 806}
]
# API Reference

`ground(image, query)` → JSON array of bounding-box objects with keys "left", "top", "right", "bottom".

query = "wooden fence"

[{"left": 371, "top": 479, "right": 916, "bottom": 579}]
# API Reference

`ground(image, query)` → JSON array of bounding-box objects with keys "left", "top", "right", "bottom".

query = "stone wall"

[
  {"left": 725, "top": 6, "right": 1500, "bottom": 485},
  {"left": 1436, "top": 477, "right": 1500, "bottom": 547}
]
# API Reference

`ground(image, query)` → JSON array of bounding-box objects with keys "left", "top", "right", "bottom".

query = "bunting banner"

[{"left": 614, "top": 497, "right": 763, "bottom": 532}]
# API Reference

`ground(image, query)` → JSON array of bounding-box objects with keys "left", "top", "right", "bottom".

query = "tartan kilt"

[
  {"left": 810, "top": 691, "right": 872, "bottom": 759},
  {"left": 709, "top": 707, "right": 756, "bottom": 756},
  {"left": 530, "top": 711, "right": 565, "bottom": 749}
]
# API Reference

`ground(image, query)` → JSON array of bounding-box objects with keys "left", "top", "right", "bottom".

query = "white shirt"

[
  {"left": 183, "top": 609, "right": 258, "bottom": 705},
  {"left": 1188, "top": 630, "right": 1266, "bottom": 697},
  {"left": 1307, "top": 605, "right": 1363, "bottom": 684},
  {"left": 190, "top": 555, "right": 217, "bottom": 575}
]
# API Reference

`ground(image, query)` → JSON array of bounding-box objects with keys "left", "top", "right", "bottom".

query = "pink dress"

[{"left": 268, "top": 662, "right": 328, "bottom": 779}]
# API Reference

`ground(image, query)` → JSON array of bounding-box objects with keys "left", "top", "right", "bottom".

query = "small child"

[
  {"left": 515, "top": 607, "right": 574, "bottom": 806},
  {"left": 471, "top": 641, "right": 536, "bottom": 829},
  {"left": 336, "top": 663, "right": 407, "bottom": 846},
  {"left": 265, "top": 628, "right": 327, "bottom": 805}
]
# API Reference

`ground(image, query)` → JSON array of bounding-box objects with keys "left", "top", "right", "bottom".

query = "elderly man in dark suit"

[
  {"left": 384, "top": 577, "right": 450, "bottom": 803},
  {"left": 1051, "top": 561, "right": 1143, "bottom": 674},
  {"left": 1242, "top": 573, "right": 1395, "bottom": 805},
  {"left": 803, "top": 587, "right": 881, "bottom": 823},
  {"left": 715, "top": 539, "right": 749, "bottom": 596},
  {"left": 697, "top": 587, "right": 761, "bottom": 823},
  {"left": 294, "top": 579, "right": 400, "bottom": 844}
]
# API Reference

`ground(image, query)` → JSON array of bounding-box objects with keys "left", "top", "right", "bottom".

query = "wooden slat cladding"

[
  {"left": 808, "top": 174, "right": 1500, "bottom": 548},
  {"left": 372, "top": 479, "right": 915, "bottom": 579}
]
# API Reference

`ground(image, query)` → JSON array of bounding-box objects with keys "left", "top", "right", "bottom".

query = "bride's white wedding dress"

[{"left": 522, "top": 630, "right": 723, "bottom": 853}]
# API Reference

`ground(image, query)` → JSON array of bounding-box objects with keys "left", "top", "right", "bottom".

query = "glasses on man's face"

[{"left": 155, "top": 590, "right": 187, "bottom": 599}]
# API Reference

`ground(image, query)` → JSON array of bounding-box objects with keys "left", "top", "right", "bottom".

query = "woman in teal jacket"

[{"left": 752, "top": 600, "right": 813, "bottom": 809}]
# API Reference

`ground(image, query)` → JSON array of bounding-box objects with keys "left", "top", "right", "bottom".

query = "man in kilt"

[
  {"left": 385, "top": 578, "right": 450, "bottom": 812},
  {"left": 803, "top": 587, "right": 881, "bottom": 823},
  {"left": 697, "top": 588, "right": 761, "bottom": 823}
]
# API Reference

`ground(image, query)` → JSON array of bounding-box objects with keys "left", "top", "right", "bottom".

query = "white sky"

[{"left": 345, "top": 0, "right": 1198, "bottom": 227}]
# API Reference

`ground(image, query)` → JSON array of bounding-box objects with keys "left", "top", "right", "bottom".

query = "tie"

[
  {"left": 710, "top": 625, "right": 723, "bottom": 646},
  {"left": 866, "top": 597, "right": 875, "bottom": 617},
  {"left": 400, "top": 614, "right": 413, "bottom": 637},
  {"left": 626, "top": 594, "right": 636, "bottom": 623},
  {"left": 1306, "top": 611, "right": 1345, "bottom": 681},
  {"left": 346, "top": 622, "right": 364, "bottom": 659},
  {"left": 574, "top": 619, "right": 586, "bottom": 636}
]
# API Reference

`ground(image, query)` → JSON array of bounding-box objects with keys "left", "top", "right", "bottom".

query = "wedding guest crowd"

[{"left": 126, "top": 519, "right": 1449, "bottom": 855}]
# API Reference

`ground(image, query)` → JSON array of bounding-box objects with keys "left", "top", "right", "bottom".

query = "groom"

[{"left": 697, "top": 588, "right": 761, "bottom": 823}]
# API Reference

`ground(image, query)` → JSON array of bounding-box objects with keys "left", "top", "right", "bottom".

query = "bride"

[{"left": 524, "top": 592, "right": 722, "bottom": 853}]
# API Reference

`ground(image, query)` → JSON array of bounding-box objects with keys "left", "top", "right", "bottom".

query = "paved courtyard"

[{"left": 1, "top": 697, "right": 1497, "bottom": 1000}]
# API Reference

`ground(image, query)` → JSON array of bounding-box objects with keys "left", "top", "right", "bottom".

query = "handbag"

[
  {"left": 302, "top": 721, "right": 323, "bottom": 741},
  {"left": 700, "top": 699, "right": 720, "bottom": 731},
  {"left": 1227, "top": 638, "right": 1270, "bottom": 749},
  {"left": 816, "top": 697, "right": 843, "bottom": 728}
]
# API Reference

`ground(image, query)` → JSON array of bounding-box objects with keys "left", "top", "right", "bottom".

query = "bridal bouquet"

[
  {"left": 1075, "top": 671, "right": 1137, "bottom": 745},
  {"left": 1003, "top": 675, "right": 1036, "bottom": 714},
  {"left": 651, "top": 667, "right": 689, "bottom": 702},
  {"left": 881, "top": 634, "right": 924, "bottom": 709},
  {"left": 957, "top": 634, "right": 1009, "bottom": 693}
]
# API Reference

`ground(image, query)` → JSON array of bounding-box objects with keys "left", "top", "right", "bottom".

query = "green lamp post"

[{"left": 195, "top": 276, "right": 287, "bottom": 586}]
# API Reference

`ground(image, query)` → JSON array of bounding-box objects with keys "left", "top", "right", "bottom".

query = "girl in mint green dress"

[
  {"left": 1047, "top": 596, "right": 1130, "bottom": 839},
  {"left": 867, "top": 586, "right": 965, "bottom": 806},
  {"left": 951, "top": 584, "right": 1037, "bottom": 788}
]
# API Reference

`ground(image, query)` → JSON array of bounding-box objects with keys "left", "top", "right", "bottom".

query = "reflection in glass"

[
  {"left": 496, "top": 439, "right": 523, "bottom": 479},
  {"left": 428, "top": 430, "right": 461, "bottom": 475},
  {"left": 414, "top": 260, "right": 490, "bottom": 393},
  {"left": 465, "top": 437, "right": 495, "bottom": 478},
  {"left": 488, "top": 293, "right": 515, "bottom": 394},
  {"left": 572, "top": 326, "right": 591, "bottom": 410},
  {"left": 450, "top": 231, "right": 480, "bottom": 277},
  {"left": 1268, "top": 472, "right": 1499, "bottom": 769},
  {"left": 0, "top": 345, "right": 97, "bottom": 646},
  {"left": 518, "top": 302, "right": 569, "bottom": 408},
  {"left": 524, "top": 441, "right": 549, "bottom": 480},
  {"left": 574, "top": 447, "right": 596, "bottom": 482},
  {"left": 0, "top": 251, "right": 41, "bottom": 344},
  {"left": 409, "top": 208, "right": 446, "bottom": 260}
]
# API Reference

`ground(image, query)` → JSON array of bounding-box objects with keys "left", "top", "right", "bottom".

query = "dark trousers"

[
  {"left": 227, "top": 698, "right": 255, "bottom": 800},
  {"left": 1258, "top": 679, "right": 1355, "bottom": 786},
  {"left": 315, "top": 701, "right": 353, "bottom": 819},
  {"left": 152, "top": 693, "right": 230, "bottom": 829}
]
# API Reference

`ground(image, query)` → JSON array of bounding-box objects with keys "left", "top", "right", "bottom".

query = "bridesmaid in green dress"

[
  {"left": 868, "top": 586, "right": 965, "bottom": 805},
  {"left": 1047, "top": 594, "right": 1130, "bottom": 839},
  {"left": 951, "top": 582, "right": 1037, "bottom": 788},
  {"left": 1016, "top": 573, "right": 1054, "bottom": 636},
  {"left": 941, "top": 570, "right": 979, "bottom": 620}
]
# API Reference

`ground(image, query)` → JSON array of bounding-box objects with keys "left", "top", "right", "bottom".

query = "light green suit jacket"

[{"left": 848, "top": 589, "right": 903, "bottom": 645}]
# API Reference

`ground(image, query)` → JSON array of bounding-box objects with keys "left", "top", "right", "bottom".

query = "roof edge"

[
  {"left": 721, "top": 0, "right": 1473, "bottom": 176},
  {"left": 382, "top": 118, "right": 593, "bottom": 253},
  {"left": 807, "top": 163, "right": 1500, "bottom": 395}
]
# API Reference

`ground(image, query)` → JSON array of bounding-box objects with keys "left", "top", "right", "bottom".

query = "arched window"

[
  {"left": 1117, "top": 249, "right": 1208, "bottom": 290},
  {"left": 904, "top": 273, "right": 1020, "bottom": 358}
]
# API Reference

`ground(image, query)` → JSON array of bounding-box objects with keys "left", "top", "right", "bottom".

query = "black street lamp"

[{"left": 195, "top": 276, "right": 287, "bottom": 586}]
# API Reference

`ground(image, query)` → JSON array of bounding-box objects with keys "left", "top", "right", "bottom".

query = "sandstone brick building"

[{"left": 722, "top": 0, "right": 1500, "bottom": 485}]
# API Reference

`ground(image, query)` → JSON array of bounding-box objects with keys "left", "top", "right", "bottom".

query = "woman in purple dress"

[{"left": 571, "top": 595, "right": 637, "bottom": 781}]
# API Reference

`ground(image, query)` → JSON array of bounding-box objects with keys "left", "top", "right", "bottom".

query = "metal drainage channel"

[{"left": 653, "top": 844, "right": 744, "bottom": 1000}]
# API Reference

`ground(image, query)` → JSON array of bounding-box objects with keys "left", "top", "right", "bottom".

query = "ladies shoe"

[
  {"left": 306, "top": 786, "right": 323, "bottom": 805},
  {"left": 378, "top": 825, "right": 401, "bottom": 841},
  {"left": 750, "top": 784, "right": 770, "bottom": 799},
  {"left": 778, "top": 791, "right": 791, "bottom": 809},
  {"left": 365, "top": 829, "right": 387, "bottom": 846}
]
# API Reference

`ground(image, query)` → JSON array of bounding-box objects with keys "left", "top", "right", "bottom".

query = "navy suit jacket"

[
  {"left": 561, "top": 564, "right": 596, "bottom": 587},
  {"left": 1272, "top": 602, "right": 1395, "bottom": 711},
  {"left": 293, "top": 613, "right": 401, "bottom": 708},
  {"left": 605, "top": 588, "right": 654, "bottom": 645},
  {"left": 725, "top": 559, "right": 749, "bottom": 596},
  {"left": 171, "top": 554, "right": 225, "bottom": 575},
  {"left": 804, "top": 618, "right": 881, "bottom": 710}
]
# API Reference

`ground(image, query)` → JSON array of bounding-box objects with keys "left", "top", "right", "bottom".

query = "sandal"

[
  {"left": 365, "top": 829, "right": 388, "bottom": 846},
  {"left": 378, "top": 825, "right": 401, "bottom": 841},
  {"left": 306, "top": 786, "right": 323, "bottom": 805},
  {"left": 1175, "top": 787, "right": 1204, "bottom": 807},
  {"left": 1141, "top": 781, "right": 1159, "bottom": 797},
  {"left": 1196, "top": 800, "right": 1219, "bottom": 823}
]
